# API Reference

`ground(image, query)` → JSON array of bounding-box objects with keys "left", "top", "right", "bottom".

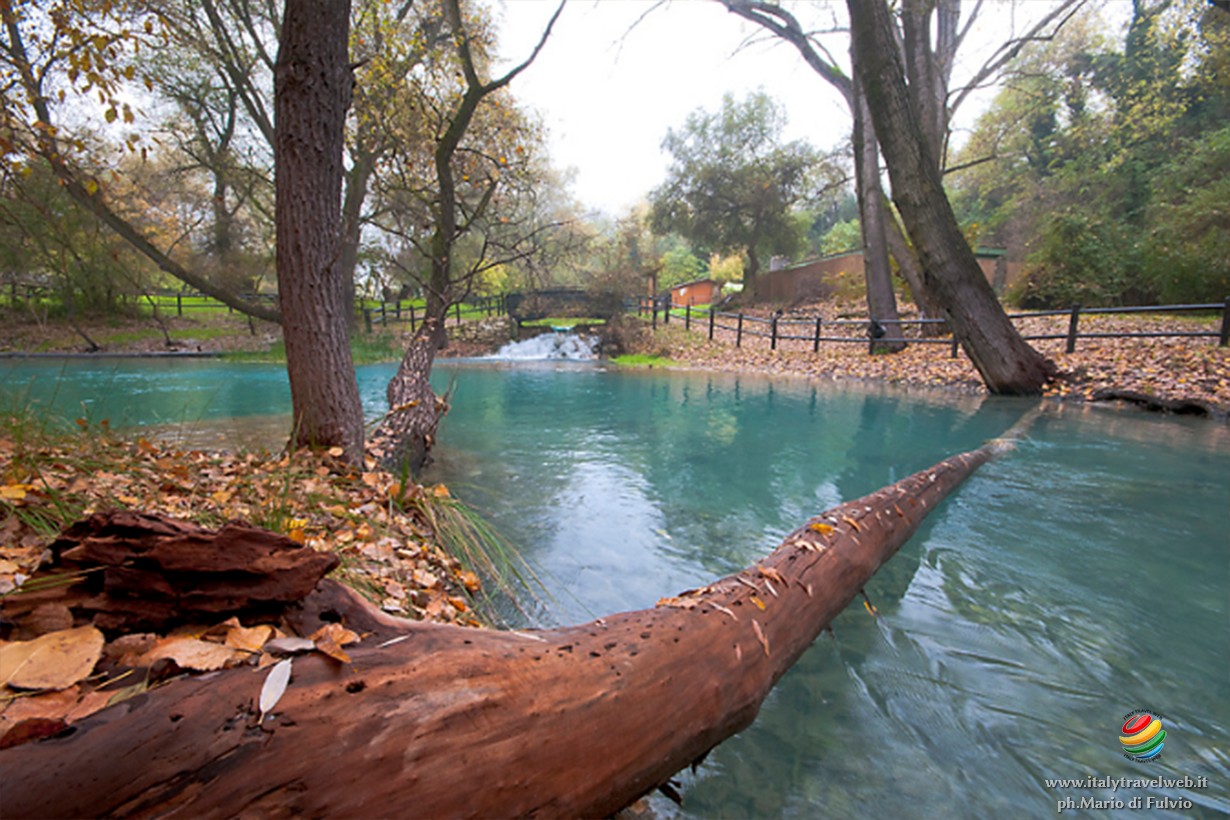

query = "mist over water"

[{"left": 3, "top": 357, "right": 1227, "bottom": 816}]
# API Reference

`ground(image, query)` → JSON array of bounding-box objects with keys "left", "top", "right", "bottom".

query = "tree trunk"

[
  {"left": 339, "top": 149, "right": 377, "bottom": 332},
  {"left": 370, "top": 328, "right": 445, "bottom": 472},
  {"left": 0, "top": 436, "right": 1020, "bottom": 818},
  {"left": 852, "top": 76, "right": 905, "bottom": 353},
  {"left": 274, "top": 0, "right": 365, "bottom": 461},
  {"left": 883, "top": 210, "right": 948, "bottom": 337},
  {"left": 847, "top": 0, "right": 1055, "bottom": 394}
]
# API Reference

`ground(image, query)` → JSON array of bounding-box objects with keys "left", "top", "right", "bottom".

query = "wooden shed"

[{"left": 668, "top": 278, "right": 722, "bottom": 307}]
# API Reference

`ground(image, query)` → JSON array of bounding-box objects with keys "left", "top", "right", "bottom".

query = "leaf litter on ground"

[{"left": 0, "top": 421, "right": 502, "bottom": 748}]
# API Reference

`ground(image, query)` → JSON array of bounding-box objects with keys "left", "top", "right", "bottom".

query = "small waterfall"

[{"left": 489, "top": 332, "right": 599, "bottom": 361}]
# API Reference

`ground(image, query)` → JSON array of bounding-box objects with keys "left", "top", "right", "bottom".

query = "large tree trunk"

[
  {"left": 1, "top": 435, "right": 1021, "bottom": 818},
  {"left": 275, "top": 0, "right": 365, "bottom": 461},
  {"left": 847, "top": 0, "right": 1055, "bottom": 394},
  {"left": 852, "top": 75, "right": 905, "bottom": 353}
]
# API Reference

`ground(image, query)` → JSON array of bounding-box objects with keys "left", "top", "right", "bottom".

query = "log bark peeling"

[{"left": 1, "top": 440, "right": 1015, "bottom": 818}]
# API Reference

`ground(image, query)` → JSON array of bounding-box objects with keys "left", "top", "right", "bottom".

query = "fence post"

[
  {"left": 363, "top": 308, "right": 372, "bottom": 334},
  {"left": 813, "top": 317, "right": 822, "bottom": 353},
  {"left": 770, "top": 316, "right": 778, "bottom": 350},
  {"left": 1220, "top": 297, "right": 1229, "bottom": 347},
  {"left": 380, "top": 301, "right": 387, "bottom": 325},
  {"left": 395, "top": 300, "right": 401, "bottom": 320},
  {"left": 685, "top": 303, "right": 691, "bottom": 331},
  {"left": 652, "top": 300, "right": 658, "bottom": 329},
  {"left": 1066, "top": 304, "right": 1081, "bottom": 353},
  {"left": 176, "top": 294, "right": 182, "bottom": 316},
  {"left": 708, "top": 308, "right": 715, "bottom": 340},
  {"left": 736, "top": 313, "right": 744, "bottom": 348},
  {"left": 950, "top": 333, "right": 960, "bottom": 359},
  {"left": 409, "top": 304, "right": 417, "bottom": 332},
  {"left": 663, "top": 299, "right": 671, "bottom": 324}
]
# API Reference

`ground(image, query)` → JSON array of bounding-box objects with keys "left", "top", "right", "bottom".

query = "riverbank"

[
  {"left": 3, "top": 301, "right": 1226, "bottom": 415},
  {"left": 0, "top": 418, "right": 491, "bottom": 628},
  {"left": 636, "top": 300, "right": 1230, "bottom": 418}
]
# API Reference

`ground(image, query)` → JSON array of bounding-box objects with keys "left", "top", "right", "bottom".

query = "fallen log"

[{"left": 1, "top": 433, "right": 1024, "bottom": 818}]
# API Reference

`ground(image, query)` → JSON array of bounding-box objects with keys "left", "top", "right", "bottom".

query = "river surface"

[{"left": 3, "top": 356, "right": 1228, "bottom": 817}]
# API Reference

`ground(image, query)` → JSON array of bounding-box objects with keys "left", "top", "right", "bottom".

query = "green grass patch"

[
  {"left": 521, "top": 317, "right": 606, "bottom": 328},
  {"left": 667, "top": 303, "right": 710, "bottom": 318},
  {"left": 609, "top": 353, "right": 679, "bottom": 368}
]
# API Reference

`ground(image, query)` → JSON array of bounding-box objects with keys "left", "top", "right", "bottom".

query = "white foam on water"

[{"left": 489, "top": 332, "right": 599, "bottom": 361}]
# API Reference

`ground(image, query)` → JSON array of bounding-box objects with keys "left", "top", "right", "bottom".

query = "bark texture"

[
  {"left": 1, "top": 512, "right": 339, "bottom": 635},
  {"left": 847, "top": 0, "right": 1055, "bottom": 394},
  {"left": 852, "top": 75, "right": 905, "bottom": 353},
  {"left": 1, "top": 442, "right": 1007, "bottom": 818},
  {"left": 275, "top": 0, "right": 364, "bottom": 460},
  {"left": 370, "top": 327, "right": 447, "bottom": 472}
]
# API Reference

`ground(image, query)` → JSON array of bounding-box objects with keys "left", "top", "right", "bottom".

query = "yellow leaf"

[
  {"left": 432, "top": 484, "right": 450, "bottom": 499},
  {"left": 327, "top": 446, "right": 345, "bottom": 457},
  {"left": 210, "top": 489, "right": 233, "bottom": 504},
  {"left": 0, "top": 484, "right": 31, "bottom": 501},
  {"left": 750, "top": 595, "right": 766, "bottom": 610},
  {"left": 808, "top": 522, "right": 835, "bottom": 536},
  {"left": 0, "top": 626, "right": 105, "bottom": 691}
]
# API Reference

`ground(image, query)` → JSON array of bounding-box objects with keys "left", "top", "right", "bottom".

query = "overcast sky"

[{"left": 493, "top": 0, "right": 1125, "bottom": 218}]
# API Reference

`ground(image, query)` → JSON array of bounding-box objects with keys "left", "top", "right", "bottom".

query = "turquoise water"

[{"left": 3, "top": 357, "right": 1228, "bottom": 817}]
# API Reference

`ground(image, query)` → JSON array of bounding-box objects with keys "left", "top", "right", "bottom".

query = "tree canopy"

[
  {"left": 649, "top": 91, "right": 823, "bottom": 300},
  {"left": 949, "top": 0, "right": 1230, "bottom": 307}
]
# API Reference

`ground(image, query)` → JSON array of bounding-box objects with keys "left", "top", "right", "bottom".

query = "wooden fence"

[
  {"left": 359, "top": 295, "right": 507, "bottom": 333},
  {"left": 635, "top": 296, "right": 1230, "bottom": 355}
]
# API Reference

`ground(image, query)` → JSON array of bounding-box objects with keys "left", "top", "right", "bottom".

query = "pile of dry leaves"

[{"left": 1, "top": 420, "right": 489, "bottom": 748}]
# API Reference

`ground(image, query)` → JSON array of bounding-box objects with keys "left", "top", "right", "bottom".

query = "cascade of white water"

[{"left": 489, "top": 333, "right": 599, "bottom": 360}]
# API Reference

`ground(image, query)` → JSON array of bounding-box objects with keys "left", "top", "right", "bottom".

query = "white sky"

[{"left": 494, "top": 0, "right": 1130, "bottom": 218}]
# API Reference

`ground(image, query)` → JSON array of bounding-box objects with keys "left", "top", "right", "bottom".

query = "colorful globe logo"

[{"left": 1120, "top": 713, "right": 1165, "bottom": 761}]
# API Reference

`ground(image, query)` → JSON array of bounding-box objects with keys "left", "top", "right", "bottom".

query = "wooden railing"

[{"left": 635, "top": 296, "right": 1230, "bottom": 355}]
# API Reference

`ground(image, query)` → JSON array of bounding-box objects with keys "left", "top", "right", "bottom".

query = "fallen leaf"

[
  {"left": 310, "top": 623, "right": 360, "bottom": 647},
  {"left": 750, "top": 595, "right": 766, "bottom": 610},
  {"left": 309, "top": 622, "right": 359, "bottom": 668},
  {"left": 751, "top": 620, "right": 770, "bottom": 657},
  {"left": 808, "top": 521, "right": 835, "bottom": 536},
  {"left": 224, "top": 624, "right": 274, "bottom": 654},
  {"left": 137, "top": 636, "right": 242, "bottom": 672},
  {"left": 258, "top": 658, "right": 292, "bottom": 721},
  {"left": 0, "top": 625, "right": 105, "bottom": 690}
]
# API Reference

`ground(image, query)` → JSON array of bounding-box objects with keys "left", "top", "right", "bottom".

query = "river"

[{"left": 2, "top": 354, "right": 1227, "bottom": 817}]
